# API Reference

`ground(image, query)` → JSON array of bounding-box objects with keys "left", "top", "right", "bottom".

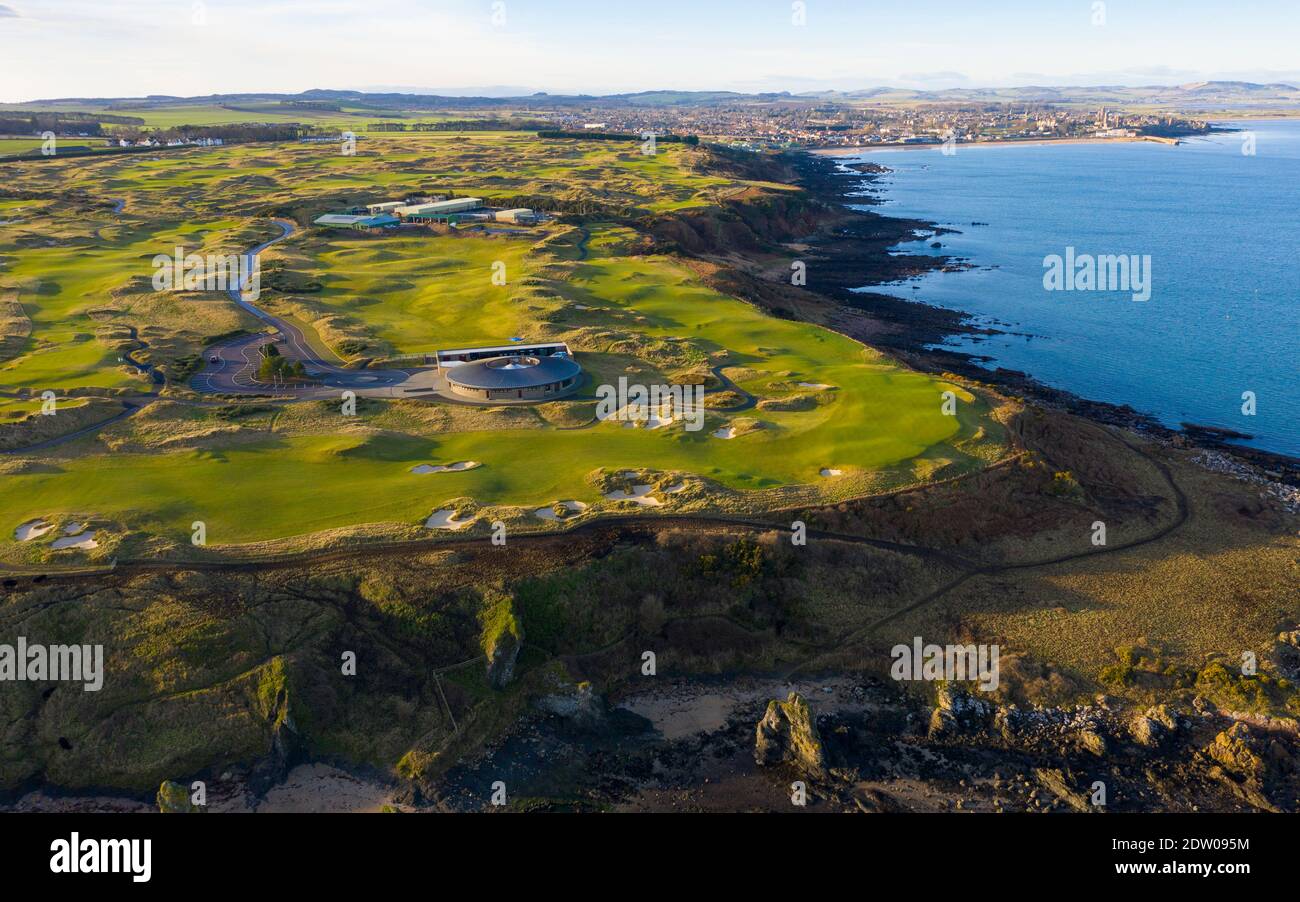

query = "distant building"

[
  {"left": 366, "top": 201, "right": 404, "bottom": 214},
  {"left": 436, "top": 342, "right": 571, "bottom": 367},
  {"left": 397, "top": 197, "right": 484, "bottom": 217},
  {"left": 313, "top": 213, "right": 401, "bottom": 231},
  {"left": 494, "top": 208, "right": 538, "bottom": 224}
]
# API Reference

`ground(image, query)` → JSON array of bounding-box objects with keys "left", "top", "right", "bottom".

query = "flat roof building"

[
  {"left": 495, "top": 208, "right": 538, "bottom": 224},
  {"left": 436, "top": 341, "right": 570, "bottom": 367},
  {"left": 397, "top": 197, "right": 484, "bottom": 217},
  {"left": 366, "top": 201, "right": 404, "bottom": 214},
  {"left": 313, "top": 213, "right": 401, "bottom": 231}
]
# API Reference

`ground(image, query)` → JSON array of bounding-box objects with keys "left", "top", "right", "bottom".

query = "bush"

[{"left": 697, "top": 537, "right": 766, "bottom": 588}]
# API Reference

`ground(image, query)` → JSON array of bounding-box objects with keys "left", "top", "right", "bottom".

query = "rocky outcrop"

[
  {"left": 1074, "top": 728, "right": 1109, "bottom": 757},
  {"left": 1130, "top": 704, "right": 1180, "bottom": 748},
  {"left": 248, "top": 658, "right": 302, "bottom": 797},
  {"left": 1208, "top": 723, "right": 1266, "bottom": 780},
  {"left": 480, "top": 591, "right": 524, "bottom": 690},
  {"left": 156, "top": 780, "right": 202, "bottom": 813},
  {"left": 1273, "top": 629, "right": 1300, "bottom": 681},
  {"left": 248, "top": 712, "right": 302, "bottom": 797},
  {"left": 755, "top": 692, "right": 826, "bottom": 776},
  {"left": 1203, "top": 720, "right": 1299, "bottom": 811},
  {"left": 927, "top": 685, "right": 993, "bottom": 739},
  {"left": 1034, "top": 768, "right": 1094, "bottom": 813},
  {"left": 535, "top": 680, "right": 606, "bottom": 731},
  {"left": 486, "top": 632, "right": 522, "bottom": 690},
  {"left": 1207, "top": 722, "right": 1295, "bottom": 783}
]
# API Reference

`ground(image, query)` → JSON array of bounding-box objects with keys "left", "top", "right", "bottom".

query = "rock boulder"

[
  {"left": 156, "top": 780, "right": 202, "bottom": 814},
  {"left": 755, "top": 692, "right": 826, "bottom": 776}
]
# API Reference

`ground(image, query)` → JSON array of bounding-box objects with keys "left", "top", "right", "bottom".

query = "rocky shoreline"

[
  {"left": 407, "top": 674, "right": 1300, "bottom": 813},
  {"left": 784, "top": 149, "right": 1300, "bottom": 488}
]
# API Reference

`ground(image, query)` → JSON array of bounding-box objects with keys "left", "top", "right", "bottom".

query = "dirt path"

[{"left": 780, "top": 431, "right": 1192, "bottom": 677}]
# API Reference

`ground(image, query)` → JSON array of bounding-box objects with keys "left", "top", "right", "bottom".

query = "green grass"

[
  {"left": 302, "top": 232, "right": 535, "bottom": 353},
  {"left": 0, "top": 210, "right": 259, "bottom": 390}
]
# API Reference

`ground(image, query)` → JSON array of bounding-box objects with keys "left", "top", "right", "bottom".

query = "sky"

[{"left": 1, "top": 0, "right": 1299, "bottom": 102}]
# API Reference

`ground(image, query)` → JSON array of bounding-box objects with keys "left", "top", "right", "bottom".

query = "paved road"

[{"left": 191, "top": 219, "right": 439, "bottom": 399}]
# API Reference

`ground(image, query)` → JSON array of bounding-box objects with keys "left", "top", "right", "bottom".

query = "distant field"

[
  {"left": 0, "top": 129, "right": 1006, "bottom": 553},
  {"left": 0, "top": 139, "right": 44, "bottom": 157},
  {"left": 0, "top": 101, "right": 493, "bottom": 133},
  {"left": 0, "top": 138, "right": 116, "bottom": 158}
]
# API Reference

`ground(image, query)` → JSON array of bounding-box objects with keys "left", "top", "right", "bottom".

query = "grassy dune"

[{"left": 0, "top": 206, "right": 259, "bottom": 390}]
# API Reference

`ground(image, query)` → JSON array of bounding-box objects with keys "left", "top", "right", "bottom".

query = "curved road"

[{"left": 191, "top": 219, "right": 436, "bottom": 399}]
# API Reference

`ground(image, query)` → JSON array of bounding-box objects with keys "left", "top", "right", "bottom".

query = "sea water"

[{"left": 846, "top": 119, "right": 1299, "bottom": 456}]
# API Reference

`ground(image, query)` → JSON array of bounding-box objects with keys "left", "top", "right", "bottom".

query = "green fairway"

[
  {"left": 299, "top": 232, "right": 536, "bottom": 355},
  {"left": 3, "top": 374, "right": 977, "bottom": 546},
  {"left": 0, "top": 207, "right": 260, "bottom": 391}
]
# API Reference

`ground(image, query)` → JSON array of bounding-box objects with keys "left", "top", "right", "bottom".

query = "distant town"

[
  {"left": 546, "top": 103, "right": 1213, "bottom": 149},
  {"left": 0, "top": 94, "right": 1217, "bottom": 161}
]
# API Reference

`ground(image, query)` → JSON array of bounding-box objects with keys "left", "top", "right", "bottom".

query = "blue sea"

[{"left": 845, "top": 120, "right": 1300, "bottom": 457}]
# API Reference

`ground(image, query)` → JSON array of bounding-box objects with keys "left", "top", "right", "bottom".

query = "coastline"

[{"left": 779, "top": 148, "right": 1300, "bottom": 483}]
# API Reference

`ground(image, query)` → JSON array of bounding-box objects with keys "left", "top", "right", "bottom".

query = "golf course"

[{"left": 0, "top": 128, "right": 1007, "bottom": 557}]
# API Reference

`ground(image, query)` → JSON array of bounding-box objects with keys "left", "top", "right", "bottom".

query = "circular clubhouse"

[{"left": 444, "top": 353, "right": 583, "bottom": 402}]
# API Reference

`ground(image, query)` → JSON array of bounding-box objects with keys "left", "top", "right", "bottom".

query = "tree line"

[
  {"left": 366, "top": 119, "right": 551, "bottom": 132},
  {"left": 537, "top": 130, "right": 699, "bottom": 144}
]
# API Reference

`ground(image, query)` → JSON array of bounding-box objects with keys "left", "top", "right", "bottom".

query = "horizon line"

[{"left": 10, "top": 79, "right": 1300, "bottom": 106}]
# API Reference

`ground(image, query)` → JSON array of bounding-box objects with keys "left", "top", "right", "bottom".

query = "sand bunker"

[
  {"left": 412, "top": 461, "right": 480, "bottom": 475},
  {"left": 425, "top": 509, "right": 476, "bottom": 531},
  {"left": 712, "top": 426, "right": 737, "bottom": 439},
  {"left": 661, "top": 482, "right": 687, "bottom": 495},
  {"left": 51, "top": 530, "right": 98, "bottom": 550},
  {"left": 615, "top": 404, "right": 673, "bottom": 429},
  {"left": 604, "top": 485, "right": 663, "bottom": 507},
  {"left": 820, "top": 468, "right": 843, "bottom": 477},
  {"left": 14, "top": 519, "right": 54, "bottom": 542},
  {"left": 797, "top": 382, "right": 834, "bottom": 390},
  {"left": 534, "top": 500, "right": 588, "bottom": 521}
]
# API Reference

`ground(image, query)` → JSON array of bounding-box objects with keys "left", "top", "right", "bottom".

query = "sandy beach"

[{"left": 809, "top": 135, "right": 1151, "bottom": 155}]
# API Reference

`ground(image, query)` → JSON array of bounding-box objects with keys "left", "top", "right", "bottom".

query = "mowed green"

[{"left": 304, "top": 232, "right": 535, "bottom": 352}]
